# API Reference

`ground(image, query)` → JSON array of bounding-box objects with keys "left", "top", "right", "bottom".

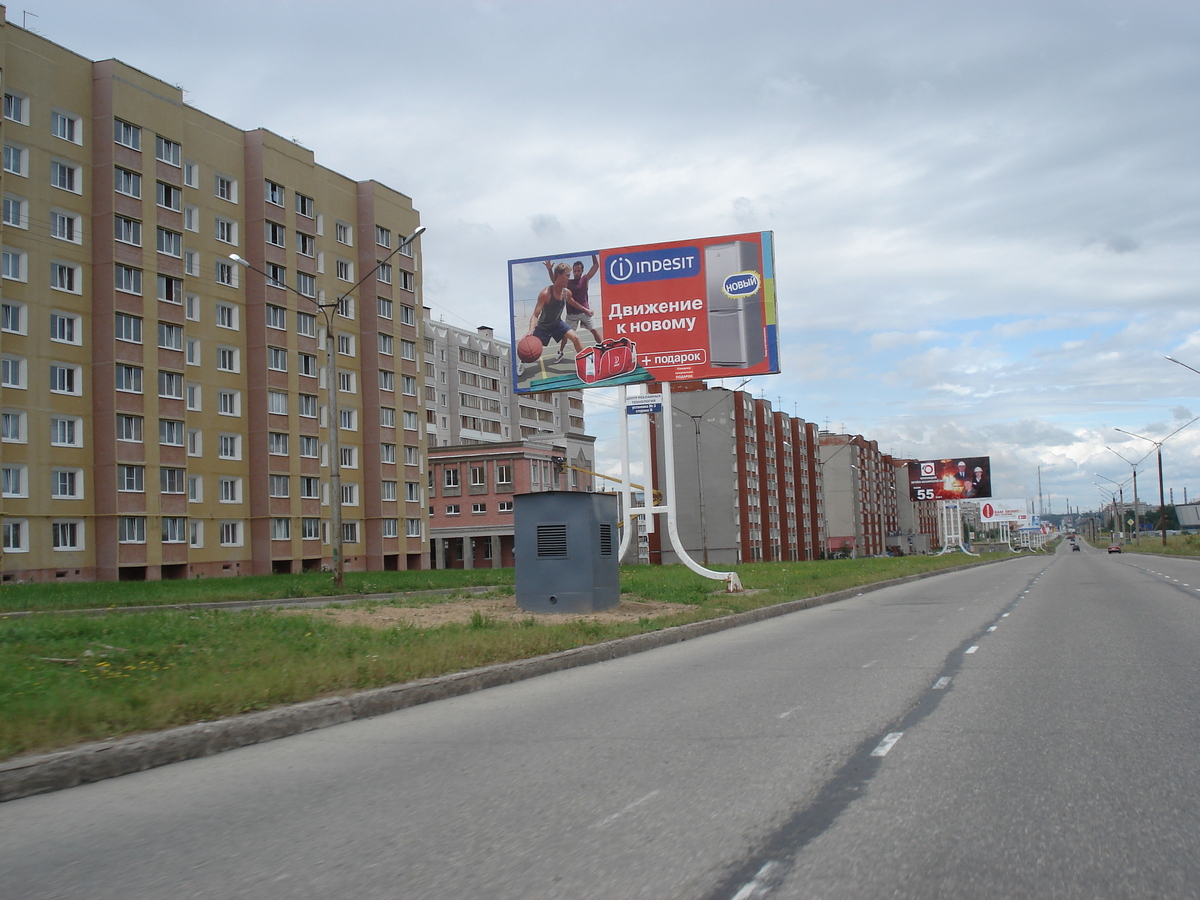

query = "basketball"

[{"left": 517, "top": 334, "right": 543, "bottom": 363}]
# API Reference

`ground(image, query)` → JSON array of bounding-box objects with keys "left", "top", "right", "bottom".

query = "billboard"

[
  {"left": 977, "top": 499, "right": 1030, "bottom": 524},
  {"left": 908, "top": 457, "right": 992, "bottom": 501},
  {"left": 509, "top": 232, "right": 778, "bottom": 393}
]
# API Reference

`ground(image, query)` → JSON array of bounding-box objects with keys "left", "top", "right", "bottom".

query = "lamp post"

[
  {"left": 231, "top": 225, "right": 425, "bottom": 587},
  {"left": 1094, "top": 475, "right": 1130, "bottom": 541},
  {"left": 1114, "top": 416, "right": 1200, "bottom": 546},
  {"left": 1103, "top": 447, "right": 1147, "bottom": 542}
]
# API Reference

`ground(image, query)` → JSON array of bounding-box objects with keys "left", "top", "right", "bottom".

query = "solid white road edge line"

[
  {"left": 591, "top": 790, "right": 661, "bottom": 829},
  {"left": 731, "top": 861, "right": 781, "bottom": 900},
  {"left": 966, "top": 646, "right": 979, "bottom": 654}
]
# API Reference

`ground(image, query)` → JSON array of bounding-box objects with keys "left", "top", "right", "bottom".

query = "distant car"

[
  {"left": 1107, "top": 544, "right": 1122, "bottom": 554},
  {"left": 1071, "top": 544, "right": 1081, "bottom": 551}
]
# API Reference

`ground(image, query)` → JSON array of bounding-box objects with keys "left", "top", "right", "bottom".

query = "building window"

[
  {"left": 158, "top": 322, "right": 183, "bottom": 351},
  {"left": 298, "top": 394, "right": 318, "bottom": 418},
  {"left": 115, "top": 265, "right": 142, "bottom": 295},
  {"left": 219, "top": 477, "right": 242, "bottom": 503},
  {"left": 51, "top": 468, "right": 84, "bottom": 499},
  {"left": 3, "top": 144, "right": 27, "bottom": 177},
  {"left": 341, "top": 484, "right": 359, "bottom": 506},
  {"left": 269, "top": 475, "right": 290, "bottom": 498},
  {"left": 265, "top": 220, "right": 286, "bottom": 246},
  {"left": 472, "top": 503, "right": 486, "bottom": 515},
  {"left": 340, "top": 446, "right": 358, "bottom": 468},
  {"left": 499, "top": 501, "right": 514, "bottom": 513},
  {"left": 300, "top": 436, "right": 318, "bottom": 458},
  {"left": 215, "top": 217, "right": 237, "bottom": 245},
  {"left": 296, "top": 232, "right": 315, "bottom": 257},
  {"left": 268, "top": 346, "right": 288, "bottom": 371},
  {"left": 50, "top": 416, "right": 83, "bottom": 447},
  {"left": 337, "top": 334, "right": 355, "bottom": 356},
  {"left": 403, "top": 410, "right": 418, "bottom": 431},
  {"left": 183, "top": 161, "right": 198, "bottom": 188},
  {"left": 381, "top": 443, "right": 397, "bottom": 465},
  {"left": 265, "top": 180, "right": 285, "bottom": 206},
  {"left": 189, "top": 520, "right": 204, "bottom": 547},
  {"left": 470, "top": 466, "right": 487, "bottom": 487},
  {"left": 117, "top": 516, "right": 146, "bottom": 544},
  {"left": 1, "top": 302, "right": 24, "bottom": 334},
  {"left": 186, "top": 383, "right": 201, "bottom": 410},
  {"left": 269, "top": 432, "right": 289, "bottom": 456},
  {"left": 2, "top": 465, "right": 27, "bottom": 497},
  {"left": 216, "top": 346, "right": 239, "bottom": 372},
  {"left": 218, "top": 433, "right": 241, "bottom": 460},
  {"left": 295, "top": 193, "right": 314, "bottom": 218},
  {"left": 406, "top": 518, "right": 422, "bottom": 538},
  {"left": 160, "top": 467, "right": 186, "bottom": 494},
  {"left": 268, "top": 390, "right": 288, "bottom": 415},
  {"left": 337, "top": 296, "right": 355, "bottom": 319},
  {"left": 114, "top": 215, "right": 141, "bottom": 245},
  {"left": 162, "top": 517, "right": 187, "bottom": 544},
  {"left": 496, "top": 464, "right": 513, "bottom": 485},
  {"left": 155, "top": 136, "right": 181, "bottom": 166},
  {"left": 51, "top": 262, "right": 81, "bottom": 293},
  {"left": 4, "top": 92, "right": 27, "bottom": 124},
  {"left": 298, "top": 352, "right": 317, "bottom": 377},
  {"left": 301, "top": 518, "right": 321, "bottom": 540},
  {"left": 114, "top": 167, "right": 141, "bottom": 198},
  {"left": 445, "top": 504, "right": 460, "bottom": 516},
  {"left": 4, "top": 195, "right": 28, "bottom": 228},
  {"left": 158, "top": 274, "right": 184, "bottom": 304},
  {"left": 377, "top": 297, "right": 393, "bottom": 320},
  {"left": 300, "top": 475, "right": 320, "bottom": 499},
  {"left": 338, "top": 371, "right": 356, "bottom": 394},
  {"left": 375, "top": 225, "right": 391, "bottom": 248},
  {"left": 51, "top": 210, "right": 82, "bottom": 243},
  {"left": 336, "top": 259, "right": 353, "bottom": 281},
  {"left": 220, "top": 521, "right": 242, "bottom": 547},
  {"left": 297, "top": 311, "right": 316, "bottom": 337},
  {"left": 339, "top": 408, "right": 357, "bottom": 431},
  {"left": 216, "top": 303, "right": 238, "bottom": 330},
  {"left": 50, "top": 108, "right": 82, "bottom": 143},
  {"left": 50, "top": 159, "right": 83, "bottom": 193},
  {"left": 218, "top": 389, "right": 241, "bottom": 416},
  {"left": 185, "top": 250, "right": 200, "bottom": 277},
  {"left": 401, "top": 375, "right": 417, "bottom": 396},
  {"left": 185, "top": 294, "right": 200, "bottom": 321},
  {"left": 49, "top": 363, "right": 81, "bottom": 395},
  {"left": 380, "top": 407, "right": 396, "bottom": 428},
  {"left": 187, "top": 428, "right": 203, "bottom": 457},
  {"left": 1, "top": 519, "right": 27, "bottom": 552},
  {"left": 185, "top": 337, "right": 200, "bottom": 365},
  {"left": 215, "top": 260, "right": 237, "bottom": 287},
  {"left": 215, "top": 174, "right": 237, "bottom": 203},
  {"left": 398, "top": 270, "right": 415, "bottom": 292},
  {"left": 48, "top": 313, "right": 81, "bottom": 345},
  {"left": 156, "top": 181, "right": 181, "bottom": 211},
  {"left": 342, "top": 521, "right": 360, "bottom": 543},
  {"left": 159, "top": 370, "right": 184, "bottom": 399},
  {"left": 118, "top": 465, "right": 145, "bottom": 493},
  {"left": 114, "top": 119, "right": 141, "bottom": 150},
  {"left": 159, "top": 419, "right": 185, "bottom": 446},
  {"left": 264, "top": 263, "right": 286, "bottom": 289},
  {"left": 444, "top": 468, "right": 460, "bottom": 488},
  {"left": 116, "top": 414, "right": 143, "bottom": 443},
  {"left": 270, "top": 518, "right": 291, "bottom": 540},
  {"left": 2, "top": 250, "right": 26, "bottom": 281},
  {"left": 266, "top": 305, "right": 287, "bottom": 330},
  {"left": 400, "top": 304, "right": 416, "bottom": 326},
  {"left": 1, "top": 356, "right": 25, "bottom": 389},
  {"left": 377, "top": 263, "right": 392, "bottom": 285},
  {"left": 334, "top": 222, "right": 352, "bottom": 245},
  {"left": 296, "top": 272, "right": 315, "bottom": 297}
]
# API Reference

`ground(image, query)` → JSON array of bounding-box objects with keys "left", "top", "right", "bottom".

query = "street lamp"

[
  {"left": 230, "top": 225, "right": 425, "bottom": 587},
  {"left": 1094, "top": 474, "right": 1131, "bottom": 541},
  {"left": 1113, "top": 415, "right": 1200, "bottom": 546},
  {"left": 1103, "top": 447, "right": 1149, "bottom": 542}
]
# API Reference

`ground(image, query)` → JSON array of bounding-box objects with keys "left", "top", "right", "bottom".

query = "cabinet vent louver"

[
  {"left": 599, "top": 524, "right": 613, "bottom": 556},
  {"left": 536, "top": 523, "right": 568, "bottom": 557}
]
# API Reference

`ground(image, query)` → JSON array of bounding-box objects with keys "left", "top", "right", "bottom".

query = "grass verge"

[{"left": 0, "top": 554, "right": 1020, "bottom": 761}]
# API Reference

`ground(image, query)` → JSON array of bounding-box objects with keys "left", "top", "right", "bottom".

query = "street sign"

[{"left": 625, "top": 394, "right": 663, "bottom": 415}]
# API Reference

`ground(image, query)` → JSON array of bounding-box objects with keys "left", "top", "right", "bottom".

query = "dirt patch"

[{"left": 286, "top": 596, "right": 700, "bottom": 629}]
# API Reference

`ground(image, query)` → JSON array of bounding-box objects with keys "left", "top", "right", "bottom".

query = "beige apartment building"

[{"left": 0, "top": 18, "right": 426, "bottom": 581}]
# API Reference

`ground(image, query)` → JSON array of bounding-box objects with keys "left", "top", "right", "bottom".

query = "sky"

[{"left": 25, "top": 0, "right": 1200, "bottom": 517}]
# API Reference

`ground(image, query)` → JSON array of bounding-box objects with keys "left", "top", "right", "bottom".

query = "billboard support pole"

[
  {"left": 617, "top": 386, "right": 635, "bottom": 562},
  {"left": 659, "top": 382, "right": 743, "bottom": 591},
  {"left": 936, "top": 500, "right": 978, "bottom": 556}
]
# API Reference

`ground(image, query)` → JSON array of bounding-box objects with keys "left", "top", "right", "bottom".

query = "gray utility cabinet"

[{"left": 514, "top": 491, "right": 620, "bottom": 613}]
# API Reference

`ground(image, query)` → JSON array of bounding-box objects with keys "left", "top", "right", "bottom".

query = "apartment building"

[
  {"left": 0, "top": 23, "right": 425, "bottom": 581},
  {"left": 818, "top": 432, "right": 895, "bottom": 557},
  {"left": 648, "top": 384, "right": 825, "bottom": 564}
]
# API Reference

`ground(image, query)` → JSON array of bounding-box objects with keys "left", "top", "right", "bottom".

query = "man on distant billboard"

[
  {"left": 545, "top": 255, "right": 602, "bottom": 347},
  {"left": 909, "top": 456, "right": 992, "bottom": 501},
  {"left": 522, "top": 263, "right": 584, "bottom": 372}
]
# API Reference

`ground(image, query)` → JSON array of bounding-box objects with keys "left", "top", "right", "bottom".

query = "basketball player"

[
  {"left": 543, "top": 255, "right": 602, "bottom": 358},
  {"left": 525, "top": 262, "right": 583, "bottom": 371}
]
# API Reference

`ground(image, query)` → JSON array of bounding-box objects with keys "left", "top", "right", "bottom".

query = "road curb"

[{"left": 0, "top": 556, "right": 1021, "bottom": 803}]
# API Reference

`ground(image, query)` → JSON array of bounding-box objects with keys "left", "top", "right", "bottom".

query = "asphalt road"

[{"left": 4, "top": 543, "right": 1200, "bottom": 899}]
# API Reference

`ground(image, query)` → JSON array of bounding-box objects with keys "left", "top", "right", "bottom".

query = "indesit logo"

[
  {"left": 604, "top": 246, "right": 700, "bottom": 286},
  {"left": 723, "top": 271, "right": 760, "bottom": 298}
]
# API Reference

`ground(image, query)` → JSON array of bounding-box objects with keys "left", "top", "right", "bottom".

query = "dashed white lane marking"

[
  {"left": 1002, "top": 613, "right": 1010, "bottom": 617},
  {"left": 907, "top": 635, "right": 917, "bottom": 641},
  {"left": 987, "top": 626, "right": 997, "bottom": 632},
  {"left": 933, "top": 677, "right": 951, "bottom": 689},
  {"left": 777, "top": 706, "right": 802, "bottom": 719},
  {"left": 871, "top": 732, "right": 904, "bottom": 757},
  {"left": 959, "top": 607, "right": 966, "bottom": 611},
  {"left": 965, "top": 646, "right": 979, "bottom": 654},
  {"left": 731, "top": 861, "right": 781, "bottom": 900},
  {"left": 862, "top": 660, "right": 877, "bottom": 668},
  {"left": 591, "top": 790, "right": 660, "bottom": 829}
]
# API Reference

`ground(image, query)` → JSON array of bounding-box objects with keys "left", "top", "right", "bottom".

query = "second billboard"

[{"left": 509, "top": 232, "right": 778, "bottom": 393}]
